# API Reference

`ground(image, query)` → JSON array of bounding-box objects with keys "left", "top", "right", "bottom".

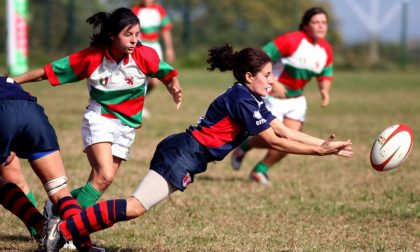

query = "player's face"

[
  {"left": 304, "top": 13, "right": 328, "bottom": 40},
  {"left": 247, "top": 62, "right": 274, "bottom": 97},
  {"left": 110, "top": 24, "right": 140, "bottom": 59},
  {"left": 141, "top": 0, "right": 154, "bottom": 7}
]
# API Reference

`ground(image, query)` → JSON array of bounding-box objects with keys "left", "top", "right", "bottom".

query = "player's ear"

[{"left": 245, "top": 72, "right": 253, "bottom": 83}]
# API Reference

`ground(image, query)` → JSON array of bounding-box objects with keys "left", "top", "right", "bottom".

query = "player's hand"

[
  {"left": 165, "top": 78, "right": 182, "bottom": 110},
  {"left": 271, "top": 81, "right": 286, "bottom": 99},
  {"left": 320, "top": 134, "right": 353, "bottom": 157}
]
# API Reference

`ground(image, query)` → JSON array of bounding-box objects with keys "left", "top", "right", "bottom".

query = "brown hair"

[
  {"left": 207, "top": 44, "right": 271, "bottom": 84},
  {"left": 299, "top": 7, "right": 328, "bottom": 30}
]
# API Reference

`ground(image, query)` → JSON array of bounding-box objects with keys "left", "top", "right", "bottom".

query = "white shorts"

[
  {"left": 263, "top": 95, "right": 307, "bottom": 122},
  {"left": 81, "top": 100, "right": 136, "bottom": 160}
]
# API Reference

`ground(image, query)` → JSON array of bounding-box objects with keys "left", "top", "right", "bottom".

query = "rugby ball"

[{"left": 370, "top": 124, "right": 414, "bottom": 171}]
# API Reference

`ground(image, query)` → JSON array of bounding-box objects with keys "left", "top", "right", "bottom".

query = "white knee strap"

[{"left": 44, "top": 176, "right": 68, "bottom": 197}]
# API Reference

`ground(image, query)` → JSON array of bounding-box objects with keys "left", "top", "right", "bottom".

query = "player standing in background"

[
  {"left": 231, "top": 7, "right": 334, "bottom": 185},
  {"left": 42, "top": 45, "right": 352, "bottom": 251},
  {"left": 132, "top": 0, "right": 176, "bottom": 118},
  {"left": 0, "top": 76, "right": 102, "bottom": 251},
  {"left": 13, "top": 6, "right": 181, "bottom": 227}
]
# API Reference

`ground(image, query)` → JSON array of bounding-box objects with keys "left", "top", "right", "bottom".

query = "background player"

[
  {"left": 231, "top": 7, "right": 334, "bottom": 184},
  {"left": 132, "top": 0, "right": 176, "bottom": 118}
]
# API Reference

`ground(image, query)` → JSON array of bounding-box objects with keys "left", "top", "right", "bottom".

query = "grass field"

[{"left": 1, "top": 69, "right": 420, "bottom": 251}]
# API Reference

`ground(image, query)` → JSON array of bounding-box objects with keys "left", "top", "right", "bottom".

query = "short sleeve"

[{"left": 232, "top": 97, "right": 275, "bottom": 136}]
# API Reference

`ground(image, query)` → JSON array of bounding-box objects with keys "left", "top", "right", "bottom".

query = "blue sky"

[{"left": 318, "top": 0, "right": 420, "bottom": 44}]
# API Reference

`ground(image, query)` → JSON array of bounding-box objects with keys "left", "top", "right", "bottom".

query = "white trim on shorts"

[
  {"left": 81, "top": 100, "right": 136, "bottom": 160},
  {"left": 132, "top": 170, "right": 177, "bottom": 210},
  {"left": 263, "top": 95, "right": 307, "bottom": 122}
]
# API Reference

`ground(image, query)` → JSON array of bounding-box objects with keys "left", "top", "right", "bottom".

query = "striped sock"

[
  {"left": 57, "top": 196, "right": 84, "bottom": 220},
  {"left": 59, "top": 199, "right": 127, "bottom": 240},
  {"left": 57, "top": 196, "right": 93, "bottom": 249},
  {"left": 0, "top": 183, "right": 45, "bottom": 233}
]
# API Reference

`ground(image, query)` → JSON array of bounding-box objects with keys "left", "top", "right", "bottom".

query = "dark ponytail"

[
  {"left": 207, "top": 44, "right": 271, "bottom": 84},
  {"left": 87, "top": 7, "right": 139, "bottom": 47}
]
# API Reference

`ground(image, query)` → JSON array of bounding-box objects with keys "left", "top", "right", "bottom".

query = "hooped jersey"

[
  {"left": 188, "top": 83, "right": 276, "bottom": 161},
  {"left": 43, "top": 44, "right": 178, "bottom": 128},
  {"left": 132, "top": 3, "right": 172, "bottom": 43},
  {"left": 263, "top": 31, "right": 333, "bottom": 97}
]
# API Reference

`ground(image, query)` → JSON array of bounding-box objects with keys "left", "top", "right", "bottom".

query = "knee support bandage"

[{"left": 44, "top": 176, "right": 68, "bottom": 197}]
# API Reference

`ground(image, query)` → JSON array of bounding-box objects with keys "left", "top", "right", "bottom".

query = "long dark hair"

[
  {"left": 299, "top": 7, "right": 328, "bottom": 30},
  {"left": 86, "top": 7, "right": 140, "bottom": 47},
  {"left": 207, "top": 44, "right": 271, "bottom": 84}
]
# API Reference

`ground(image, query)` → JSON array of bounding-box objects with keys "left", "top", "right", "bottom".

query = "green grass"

[{"left": 1, "top": 70, "right": 420, "bottom": 251}]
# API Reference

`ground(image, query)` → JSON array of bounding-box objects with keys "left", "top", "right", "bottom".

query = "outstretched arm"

[
  {"left": 162, "top": 77, "right": 183, "bottom": 109},
  {"left": 13, "top": 68, "right": 46, "bottom": 84},
  {"left": 264, "top": 119, "right": 352, "bottom": 157}
]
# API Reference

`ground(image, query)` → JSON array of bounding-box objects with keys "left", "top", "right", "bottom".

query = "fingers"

[
  {"left": 176, "top": 101, "right": 182, "bottom": 110},
  {"left": 337, "top": 149, "right": 353, "bottom": 157},
  {"left": 324, "top": 134, "right": 335, "bottom": 145}
]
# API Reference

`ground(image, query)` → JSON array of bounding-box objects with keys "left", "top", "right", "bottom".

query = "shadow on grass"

[
  {"left": 100, "top": 246, "right": 153, "bottom": 252},
  {"left": 197, "top": 175, "right": 248, "bottom": 183},
  {"left": 0, "top": 233, "right": 31, "bottom": 242}
]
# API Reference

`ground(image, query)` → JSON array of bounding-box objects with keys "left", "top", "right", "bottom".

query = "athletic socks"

[
  {"left": 0, "top": 183, "right": 45, "bottom": 234},
  {"left": 239, "top": 138, "right": 251, "bottom": 152},
  {"left": 71, "top": 182, "right": 102, "bottom": 208},
  {"left": 26, "top": 189, "right": 37, "bottom": 208},
  {"left": 24, "top": 189, "right": 39, "bottom": 237},
  {"left": 59, "top": 199, "right": 127, "bottom": 240},
  {"left": 254, "top": 161, "right": 269, "bottom": 174},
  {"left": 56, "top": 196, "right": 93, "bottom": 249},
  {"left": 56, "top": 196, "right": 84, "bottom": 220}
]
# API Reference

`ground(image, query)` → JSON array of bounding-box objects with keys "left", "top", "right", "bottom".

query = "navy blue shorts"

[
  {"left": 150, "top": 132, "right": 211, "bottom": 191},
  {"left": 0, "top": 99, "right": 59, "bottom": 164}
]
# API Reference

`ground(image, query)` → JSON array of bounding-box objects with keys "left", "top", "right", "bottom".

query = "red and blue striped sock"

[
  {"left": 0, "top": 182, "right": 45, "bottom": 233},
  {"left": 57, "top": 196, "right": 83, "bottom": 220},
  {"left": 56, "top": 196, "right": 93, "bottom": 249},
  {"left": 59, "top": 199, "right": 127, "bottom": 240}
]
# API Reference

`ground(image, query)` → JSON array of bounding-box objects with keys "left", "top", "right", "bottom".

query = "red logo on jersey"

[
  {"left": 99, "top": 77, "right": 109, "bottom": 86},
  {"left": 182, "top": 172, "right": 192, "bottom": 188},
  {"left": 125, "top": 77, "right": 134, "bottom": 85}
]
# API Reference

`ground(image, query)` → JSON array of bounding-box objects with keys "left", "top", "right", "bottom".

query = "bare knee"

[
  {"left": 126, "top": 197, "right": 147, "bottom": 219},
  {"left": 91, "top": 172, "right": 115, "bottom": 192}
]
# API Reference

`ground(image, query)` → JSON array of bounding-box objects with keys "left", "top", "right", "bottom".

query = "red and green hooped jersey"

[
  {"left": 263, "top": 31, "right": 333, "bottom": 97},
  {"left": 132, "top": 3, "right": 172, "bottom": 43},
  {"left": 43, "top": 44, "right": 178, "bottom": 128}
]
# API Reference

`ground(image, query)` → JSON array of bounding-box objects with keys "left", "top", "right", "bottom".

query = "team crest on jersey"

[
  {"left": 253, "top": 111, "right": 263, "bottom": 120},
  {"left": 125, "top": 77, "right": 134, "bottom": 85},
  {"left": 99, "top": 77, "right": 109, "bottom": 86},
  {"left": 182, "top": 172, "right": 192, "bottom": 187},
  {"left": 253, "top": 110, "right": 266, "bottom": 126}
]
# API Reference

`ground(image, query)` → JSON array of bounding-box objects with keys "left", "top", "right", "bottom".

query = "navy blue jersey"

[
  {"left": 0, "top": 76, "right": 36, "bottom": 101},
  {"left": 187, "top": 83, "right": 276, "bottom": 161}
]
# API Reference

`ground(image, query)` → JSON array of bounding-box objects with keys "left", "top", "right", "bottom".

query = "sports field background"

[{"left": 0, "top": 69, "right": 419, "bottom": 251}]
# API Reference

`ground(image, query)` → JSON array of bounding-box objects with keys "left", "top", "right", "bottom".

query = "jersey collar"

[{"left": 104, "top": 47, "right": 130, "bottom": 65}]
